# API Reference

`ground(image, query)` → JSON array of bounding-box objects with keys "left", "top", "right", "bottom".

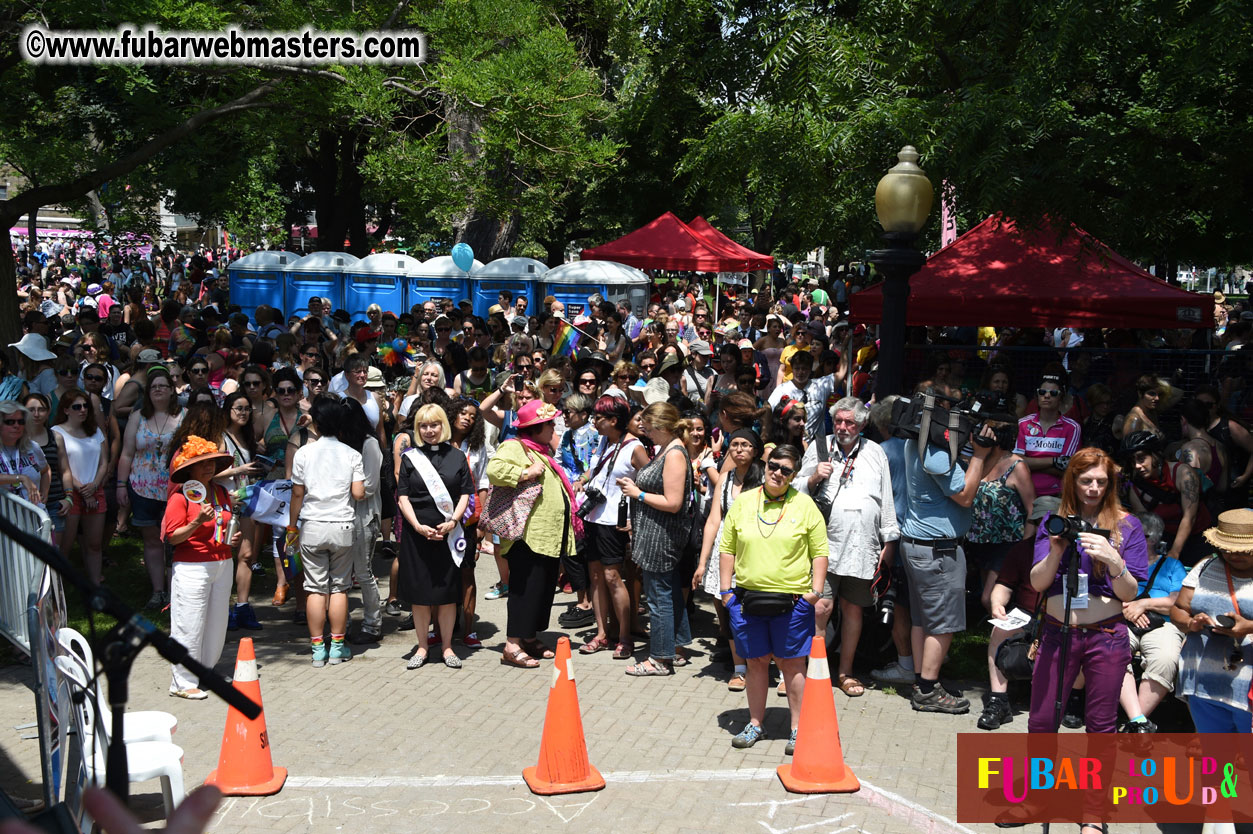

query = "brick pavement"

[{"left": 0, "top": 579, "right": 1184, "bottom": 833}]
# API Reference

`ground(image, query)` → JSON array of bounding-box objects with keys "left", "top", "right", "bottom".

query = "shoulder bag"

[
  {"left": 481, "top": 441, "right": 543, "bottom": 542},
  {"left": 1128, "top": 557, "right": 1169, "bottom": 637},
  {"left": 994, "top": 595, "right": 1045, "bottom": 681}
]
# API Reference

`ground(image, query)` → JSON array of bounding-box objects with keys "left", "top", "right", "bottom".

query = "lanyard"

[{"left": 829, "top": 437, "right": 863, "bottom": 504}]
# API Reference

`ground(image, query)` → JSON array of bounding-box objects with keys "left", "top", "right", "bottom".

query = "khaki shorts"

[
  {"left": 300, "top": 519, "right": 355, "bottom": 594},
  {"left": 822, "top": 572, "right": 874, "bottom": 606}
]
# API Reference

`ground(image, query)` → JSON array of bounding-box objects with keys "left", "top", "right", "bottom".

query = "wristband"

[
  {"left": 286, "top": 525, "right": 298, "bottom": 532},
  {"left": 720, "top": 590, "right": 734, "bottom": 597},
  {"left": 1110, "top": 560, "right": 1128, "bottom": 580},
  {"left": 637, "top": 491, "right": 647, "bottom": 501}
]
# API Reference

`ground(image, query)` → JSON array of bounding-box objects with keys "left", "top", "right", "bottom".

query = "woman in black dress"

[{"left": 397, "top": 403, "right": 473, "bottom": 670}]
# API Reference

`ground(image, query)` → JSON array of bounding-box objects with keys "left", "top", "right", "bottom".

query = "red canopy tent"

[
  {"left": 686, "top": 216, "right": 774, "bottom": 270},
  {"left": 850, "top": 215, "right": 1212, "bottom": 329},
  {"left": 580, "top": 211, "right": 767, "bottom": 272}
]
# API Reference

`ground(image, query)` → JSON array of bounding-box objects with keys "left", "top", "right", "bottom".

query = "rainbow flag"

[{"left": 551, "top": 319, "right": 580, "bottom": 357}]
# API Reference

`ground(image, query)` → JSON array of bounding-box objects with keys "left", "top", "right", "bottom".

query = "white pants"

[
  {"left": 352, "top": 517, "right": 382, "bottom": 631},
  {"left": 169, "top": 559, "right": 233, "bottom": 692}
]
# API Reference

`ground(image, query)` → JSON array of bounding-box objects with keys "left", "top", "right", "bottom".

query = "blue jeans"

[
  {"left": 1189, "top": 695, "right": 1253, "bottom": 733},
  {"left": 641, "top": 568, "right": 691, "bottom": 661}
]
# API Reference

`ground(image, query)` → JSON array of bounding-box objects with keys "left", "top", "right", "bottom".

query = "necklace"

[{"left": 756, "top": 488, "right": 789, "bottom": 538}]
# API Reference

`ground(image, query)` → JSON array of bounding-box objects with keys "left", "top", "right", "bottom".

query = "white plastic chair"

[
  {"left": 54, "top": 656, "right": 187, "bottom": 818},
  {"left": 56, "top": 627, "right": 178, "bottom": 744}
]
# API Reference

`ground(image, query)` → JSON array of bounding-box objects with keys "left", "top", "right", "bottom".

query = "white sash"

[{"left": 404, "top": 447, "right": 468, "bottom": 567}]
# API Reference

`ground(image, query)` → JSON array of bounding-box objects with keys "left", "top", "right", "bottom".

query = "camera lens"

[{"left": 1043, "top": 515, "right": 1068, "bottom": 536}]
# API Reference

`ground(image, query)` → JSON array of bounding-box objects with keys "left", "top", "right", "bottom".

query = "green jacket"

[{"left": 486, "top": 439, "right": 576, "bottom": 559}]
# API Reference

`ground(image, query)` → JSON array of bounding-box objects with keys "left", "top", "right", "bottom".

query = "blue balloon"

[
  {"left": 451, "top": 242, "right": 474, "bottom": 272},
  {"left": 392, "top": 338, "right": 408, "bottom": 352}
]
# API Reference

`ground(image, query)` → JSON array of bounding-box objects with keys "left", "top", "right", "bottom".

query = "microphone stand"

[
  {"left": 0, "top": 514, "right": 261, "bottom": 802},
  {"left": 1051, "top": 541, "right": 1081, "bottom": 731}
]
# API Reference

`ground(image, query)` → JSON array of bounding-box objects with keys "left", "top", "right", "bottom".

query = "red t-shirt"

[{"left": 161, "top": 484, "right": 233, "bottom": 563}]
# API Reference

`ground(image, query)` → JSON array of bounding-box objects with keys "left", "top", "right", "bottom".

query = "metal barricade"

[{"left": 0, "top": 491, "right": 55, "bottom": 653}]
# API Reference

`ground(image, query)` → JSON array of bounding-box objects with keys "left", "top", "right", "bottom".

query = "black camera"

[
  {"left": 575, "top": 487, "right": 606, "bottom": 521},
  {"left": 877, "top": 583, "right": 897, "bottom": 627},
  {"left": 1043, "top": 514, "right": 1110, "bottom": 542}
]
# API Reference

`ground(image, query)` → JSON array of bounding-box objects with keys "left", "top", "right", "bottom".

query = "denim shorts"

[
  {"left": 128, "top": 486, "right": 166, "bottom": 528},
  {"left": 727, "top": 593, "right": 814, "bottom": 660}
]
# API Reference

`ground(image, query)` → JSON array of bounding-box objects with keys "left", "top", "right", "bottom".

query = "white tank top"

[
  {"left": 52, "top": 426, "right": 105, "bottom": 487},
  {"left": 350, "top": 391, "right": 380, "bottom": 429},
  {"left": 585, "top": 437, "right": 640, "bottom": 526}
]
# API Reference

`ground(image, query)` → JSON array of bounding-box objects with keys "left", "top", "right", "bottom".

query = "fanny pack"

[{"left": 736, "top": 588, "right": 798, "bottom": 618}]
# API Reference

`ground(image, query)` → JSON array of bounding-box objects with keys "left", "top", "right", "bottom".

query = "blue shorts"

[
  {"left": 727, "top": 594, "right": 815, "bottom": 660},
  {"left": 128, "top": 487, "right": 166, "bottom": 528}
]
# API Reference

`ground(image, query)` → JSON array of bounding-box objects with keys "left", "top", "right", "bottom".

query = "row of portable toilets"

[{"left": 227, "top": 251, "right": 652, "bottom": 324}]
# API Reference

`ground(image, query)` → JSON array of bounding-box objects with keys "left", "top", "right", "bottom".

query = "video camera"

[
  {"left": 1043, "top": 514, "right": 1111, "bottom": 542},
  {"left": 889, "top": 389, "right": 1003, "bottom": 469}
]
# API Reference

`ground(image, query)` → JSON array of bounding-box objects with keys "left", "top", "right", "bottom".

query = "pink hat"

[{"left": 514, "top": 400, "right": 559, "bottom": 430}]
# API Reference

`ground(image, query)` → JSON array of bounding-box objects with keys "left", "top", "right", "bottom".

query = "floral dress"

[{"left": 968, "top": 459, "right": 1026, "bottom": 544}]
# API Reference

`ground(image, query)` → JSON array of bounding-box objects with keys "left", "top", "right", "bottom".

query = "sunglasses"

[
  {"left": 68, "top": 403, "right": 88, "bottom": 412},
  {"left": 276, "top": 386, "right": 299, "bottom": 395},
  {"left": 244, "top": 380, "right": 263, "bottom": 388},
  {"left": 3, "top": 418, "right": 25, "bottom": 426},
  {"left": 189, "top": 367, "right": 208, "bottom": 374},
  {"left": 303, "top": 351, "right": 319, "bottom": 358},
  {"left": 306, "top": 378, "right": 326, "bottom": 387},
  {"left": 435, "top": 327, "right": 451, "bottom": 332},
  {"left": 766, "top": 461, "right": 795, "bottom": 476},
  {"left": 579, "top": 377, "right": 598, "bottom": 385},
  {"left": 1037, "top": 388, "right": 1061, "bottom": 397},
  {"left": 57, "top": 368, "right": 77, "bottom": 377},
  {"left": 615, "top": 373, "right": 631, "bottom": 380}
]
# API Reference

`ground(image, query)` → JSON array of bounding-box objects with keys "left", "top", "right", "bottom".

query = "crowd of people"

[{"left": 5, "top": 243, "right": 1253, "bottom": 767}]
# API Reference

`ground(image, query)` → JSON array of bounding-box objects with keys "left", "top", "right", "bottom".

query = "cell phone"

[
  {"left": 254, "top": 454, "right": 276, "bottom": 469},
  {"left": 1216, "top": 614, "right": 1237, "bottom": 629}
]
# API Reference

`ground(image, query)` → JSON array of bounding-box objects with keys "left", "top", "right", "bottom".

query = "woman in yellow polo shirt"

[{"left": 718, "top": 444, "right": 832, "bottom": 754}]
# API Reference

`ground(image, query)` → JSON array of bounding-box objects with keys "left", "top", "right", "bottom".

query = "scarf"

[{"left": 516, "top": 436, "right": 577, "bottom": 508}]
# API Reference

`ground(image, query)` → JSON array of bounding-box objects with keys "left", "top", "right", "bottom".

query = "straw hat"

[
  {"left": 1203, "top": 509, "right": 1253, "bottom": 554},
  {"left": 169, "top": 436, "right": 232, "bottom": 484},
  {"left": 514, "top": 400, "right": 559, "bottom": 430}
]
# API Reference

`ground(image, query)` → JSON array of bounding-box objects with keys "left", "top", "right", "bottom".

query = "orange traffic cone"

[
  {"left": 777, "top": 636, "right": 860, "bottom": 794},
  {"left": 204, "top": 638, "right": 287, "bottom": 795},
  {"left": 522, "top": 636, "right": 605, "bottom": 795}
]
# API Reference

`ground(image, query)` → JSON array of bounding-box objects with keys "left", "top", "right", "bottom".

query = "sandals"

[
  {"left": 672, "top": 648, "right": 691, "bottom": 667},
  {"left": 501, "top": 647, "right": 540, "bottom": 669},
  {"left": 169, "top": 688, "right": 208, "bottom": 700},
  {"left": 523, "top": 639, "right": 555, "bottom": 660},
  {"left": 838, "top": 674, "right": 865, "bottom": 697},
  {"left": 625, "top": 659, "right": 673, "bottom": 677},
  {"left": 579, "top": 636, "right": 611, "bottom": 655},
  {"left": 612, "top": 641, "right": 634, "bottom": 660}
]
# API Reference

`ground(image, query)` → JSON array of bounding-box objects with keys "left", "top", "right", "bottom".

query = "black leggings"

[{"left": 506, "top": 541, "right": 561, "bottom": 640}]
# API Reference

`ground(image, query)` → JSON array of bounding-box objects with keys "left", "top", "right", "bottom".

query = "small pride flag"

[{"left": 551, "top": 319, "right": 580, "bottom": 357}]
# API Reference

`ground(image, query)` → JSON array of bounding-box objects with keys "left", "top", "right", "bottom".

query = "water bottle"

[{"left": 617, "top": 495, "right": 629, "bottom": 528}]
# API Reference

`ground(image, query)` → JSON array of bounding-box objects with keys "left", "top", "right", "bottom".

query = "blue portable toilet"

[
  {"left": 284, "top": 251, "right": 357, "bottom": 319},
  {"left": 227, "top": 250, "right": 300, "bottom": 321},
  {"left": 542, "top": 260, "right": 650, "bottom": 320},
  {"left": 469, "top": 257, "right": 546, "bottom": 318},
  {"left": 408, "top": 255, "right": 480, "bottom": 311},
  {"left": 344, "top": 253, "right": 417, "bottom": 321}
]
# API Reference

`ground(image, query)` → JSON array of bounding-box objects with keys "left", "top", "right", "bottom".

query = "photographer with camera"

[
  {"left": 899, "top": 390, "right": 996, "bottom": 715},
  {"left": 1027, "top": 448, "right": 1148, "bottom": 736},
  {"left": 796, "top": 396, "right": 898, "bottom": 698}
]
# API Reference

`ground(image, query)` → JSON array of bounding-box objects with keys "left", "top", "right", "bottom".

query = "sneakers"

[
  {"left": 911, "top": 684, "right": 970, "bottom": 714},
  {"left": 385, "top": 599, "right": 406, "bottom": 617},
  {"left": 328, "top": 641, "right": 352, "bottom": 665},
  {"left": 1118, "top": 718, "right": 1157, "bottom": 734},
  {"left": 558, "top": 605, "right": 595, "bottom": 627},
  {"left": 235, "top": 603, "right": 262, "bottom": 630},
  {"left": 731, "top": 723, "right": 766, "bottom": 749},
  {"left": 311, "top": 642, "right": 329, "bottom": 668},
  {"left": 397, "top": 615, "right": 414, "bottom": 631},
  {"left": 144, "top": 591, "right": 167, "bottom": 611},
  {"left": 227, "top": 605, "right": 239, "bottom": 631},
  {"left": 1062, "top": 691, "right": 1085, "bottom": 729},
  {"left": 870, "top": 661, "right": 915, "bottom": 685},
  {"left": 485, "top": 583, "right": 509, "bottom": 600},
  {"left": 462, "top": 633, "right": 483, "bottom": 649},
  {"left": 785, "top": 729, "right": 798, "bottom": 755},
  {"left": 727, "top": 673, "right": 746, "bottom": 692},
  {"left": 347, "top": 628, "right": 381, "bottom": 645},
  {"left": 977, "top": 696, "right": 1013, "bottom": 730}
]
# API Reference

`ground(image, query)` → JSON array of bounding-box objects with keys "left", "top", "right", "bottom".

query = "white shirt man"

[{"left": 796, "top": 397, "right": 899, "bottom": 695}]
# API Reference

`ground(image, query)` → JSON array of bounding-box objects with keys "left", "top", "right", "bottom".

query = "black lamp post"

[{"left": 870, "top": 146, "right": 933, "bottom": 401}]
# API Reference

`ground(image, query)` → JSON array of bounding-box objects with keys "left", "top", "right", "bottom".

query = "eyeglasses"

[
  {"left": 766, "top": 461, "right": 795, "bottom": 476},
  {"left": 231, "top": 406, "right": 253, "bottom": 414},
  {"left": 148, "top": 383, "right": 172, "bottom": 391},
  {"left": 68, "top": 403, "right": 88, "bottom": 412},
  {"left": 1037, "top": 388, "right": 1061, "bottom": 398},
  {"left": 276, "top": 386, "right": 299, "bottom": 395},
  {"left": 3, "top": 418, "right": 25, "bottom": 426}
]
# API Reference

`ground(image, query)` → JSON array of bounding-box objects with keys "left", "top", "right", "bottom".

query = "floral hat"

[
  {"left": 514, "top": 400, "right": 558, "bottom": 429},
  {"left": 169, "top": 435, "right": 232, "bottom": 484}
]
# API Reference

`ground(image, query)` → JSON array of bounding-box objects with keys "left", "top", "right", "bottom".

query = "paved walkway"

[{"left": 0, "top": 582, "right": 1187, "bottom": 833}]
